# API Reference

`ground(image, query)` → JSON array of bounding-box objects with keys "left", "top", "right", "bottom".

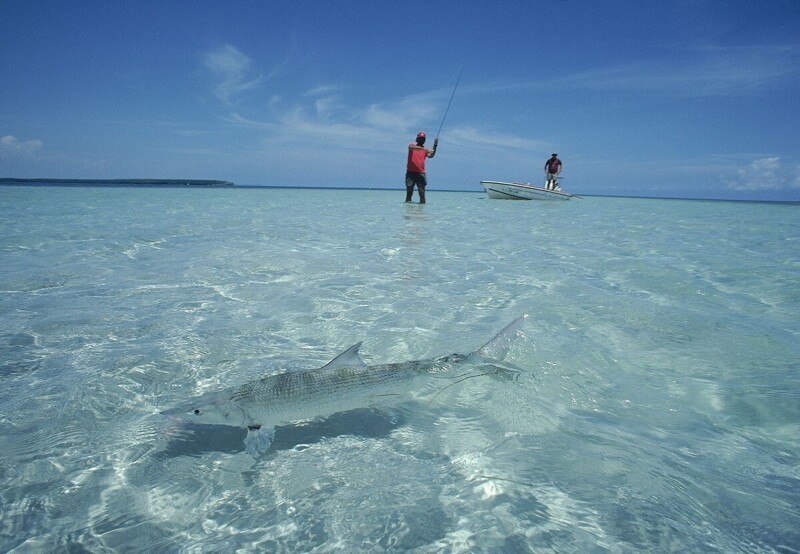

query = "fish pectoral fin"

[
  {"left": 484, "top": 364, "right": 522, "bottom": 382},
  {"left": 429, "top": 368, "right": 514, "bottom": 402},
  {"left": 244, "top": 425, "right": 275, "bottom": 456},
  {"left": 368, "top": 393, "right": 402, "bottom": 402},
  {"left": 363, "top": 393, "right": 403, "bottom": 409}
]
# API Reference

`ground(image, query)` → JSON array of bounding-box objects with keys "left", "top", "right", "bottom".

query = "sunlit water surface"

[{"left": 1, "top": 186, "right": 798, "bottom": 552}]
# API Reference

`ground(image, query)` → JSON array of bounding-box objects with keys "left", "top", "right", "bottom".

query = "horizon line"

[{"left": 1, "top": 178, "right": 797, "bottom": 204}]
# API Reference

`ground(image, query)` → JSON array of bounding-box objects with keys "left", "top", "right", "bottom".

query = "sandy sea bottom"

[{"left": 1, "top": 186, "right": 798, "bottom": 552}]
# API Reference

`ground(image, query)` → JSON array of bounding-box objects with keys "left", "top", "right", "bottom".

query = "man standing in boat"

[
  {"left": 544, "top": 153, "right": 562, "bottom": 190},
  {"left": 405, "top": 131, "right": 438, "bottom": 203}
]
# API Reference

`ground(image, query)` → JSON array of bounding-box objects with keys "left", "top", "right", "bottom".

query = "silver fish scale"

[
  {"left": 160, "top": 316, "right": 528, "bottom": 448},
  {"left": 225, "top": 361, "right": 438, "bottom": 425}
]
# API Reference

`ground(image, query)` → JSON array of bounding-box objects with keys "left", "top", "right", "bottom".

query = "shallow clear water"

[{"left": 1, "top": 185, "right": 798, "bottom": 552}]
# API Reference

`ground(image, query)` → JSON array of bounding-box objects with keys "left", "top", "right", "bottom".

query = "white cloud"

[
  {"left": 0, "top": 134, "right": 109, "bottom": 175},
  {"left": 304, "top": 85, "right": 343, "bottom": 97},
  {"left": 203, "top": 48, "right": 543, "bottom": 172},
  {"left": 0, "top": 135, "right": 43, "bottom": 157},
  {"left": 361, "top": 104, "right": 414, "bottom": 132},
  {"left": 223, "top": 89, "right": 446, "bottom": 151},
  {"left": 314, "top": 96, "right": 341, "bottom": 119},
  {"left": 733, "top": 157, "right": 783, "bottom": 190},
  {"left": 203, "top": 44, "right": 264, "bottom": 104},
  {"left": 227, "top": 96, "right": 540, "bottom": 157},
  {"left": 445, "top": 127, "right": 546, "bottom": 151},
  {"left": 475, "top": 43, "right": 800, "bottom": 99},
  {"left": 223, "top": 112, "right": 276, "bottom": 130}
]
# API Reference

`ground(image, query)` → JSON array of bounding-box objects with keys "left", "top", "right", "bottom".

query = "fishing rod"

[{"left": 435, "top": 66, "right": 464, "bottom": 140}]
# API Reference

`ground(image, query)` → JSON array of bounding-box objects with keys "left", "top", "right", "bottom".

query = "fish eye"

[{"left": 193, "top": 409, "right": 201, "bottom": 415}]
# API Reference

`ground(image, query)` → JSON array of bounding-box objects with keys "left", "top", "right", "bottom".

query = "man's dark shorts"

[{"left": 405, "top": 172, "right": 427, "bottom": 189}]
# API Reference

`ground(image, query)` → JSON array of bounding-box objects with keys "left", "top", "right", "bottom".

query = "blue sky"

[{"left": 2, "top": 1, "right": 799, "bottom": 200}]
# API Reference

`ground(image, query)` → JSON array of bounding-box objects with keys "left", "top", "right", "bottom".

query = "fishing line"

[{"left": 435, "top": 66, "right": 464, "bottom": 139}]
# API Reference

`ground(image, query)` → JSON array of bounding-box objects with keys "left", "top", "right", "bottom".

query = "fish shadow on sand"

[{"left": 158, "top": 408, "right": 404, "bottom": 459}]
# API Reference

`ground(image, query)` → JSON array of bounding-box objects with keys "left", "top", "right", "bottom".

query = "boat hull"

[{"left": 481, "top": 180, "right": 573, "bottom": 201}]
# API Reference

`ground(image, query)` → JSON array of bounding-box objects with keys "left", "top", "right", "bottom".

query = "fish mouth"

[
  {"left": 159, "top": 410, "right": 185, "bottom": 423},
  {"left": 159, "top": 398, "right": 198, "bottom": 418},
  {"left": 159, "top": 404, "right": 191, "bottom": 418}
]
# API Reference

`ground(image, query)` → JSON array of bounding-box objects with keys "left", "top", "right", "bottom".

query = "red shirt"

[
  {"left": 545, "top": 157, "right": 562, "bottom": 173},
  {"left": 407, "top": 145, "right": 430, "bottom": 173}
]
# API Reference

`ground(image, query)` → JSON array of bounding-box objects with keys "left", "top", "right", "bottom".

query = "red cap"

[{"left": 417, "top": 131, "right": 426, "bottom": 138}]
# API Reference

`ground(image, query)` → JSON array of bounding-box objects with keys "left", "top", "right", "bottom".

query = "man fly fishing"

[
  {"left": 405, "top": 132, "right": 437, "bottom": 204},
  {"left": 404, "top": 66, "right": 462, "bottom": 204}
]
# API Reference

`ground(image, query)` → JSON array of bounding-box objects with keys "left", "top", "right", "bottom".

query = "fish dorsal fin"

[
  {"left": 476, "top": 314, "right": 528, "bottom": 361},
  {"left": 320, "top": 342, "right": 366, "bottom": 371}
]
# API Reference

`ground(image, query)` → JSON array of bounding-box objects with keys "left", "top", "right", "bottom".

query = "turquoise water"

[{"left": 1, "top": 185, "right": 798, "bottom": 552}]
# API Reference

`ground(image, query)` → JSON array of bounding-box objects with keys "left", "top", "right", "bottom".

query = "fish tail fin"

[{"left": 476, "top": 314, "right": 528, "bottom": 361}]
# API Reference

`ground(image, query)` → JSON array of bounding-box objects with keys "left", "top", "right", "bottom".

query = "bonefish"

[{"left": 161, "top": 315, "right": 527, "bottom": 455}]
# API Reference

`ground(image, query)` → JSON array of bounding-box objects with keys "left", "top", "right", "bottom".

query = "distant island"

[{"left": 0, "top": 178, "right": 234, "bottom": 187}]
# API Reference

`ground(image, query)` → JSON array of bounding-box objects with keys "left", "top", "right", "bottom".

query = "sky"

[{"left": 1, "top": 1, "right": 799, "bottom": 201}]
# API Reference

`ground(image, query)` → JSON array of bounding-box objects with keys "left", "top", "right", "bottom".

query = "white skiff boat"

[{"left": 481, "top": 180, "right": 574, "bottom": 201}]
